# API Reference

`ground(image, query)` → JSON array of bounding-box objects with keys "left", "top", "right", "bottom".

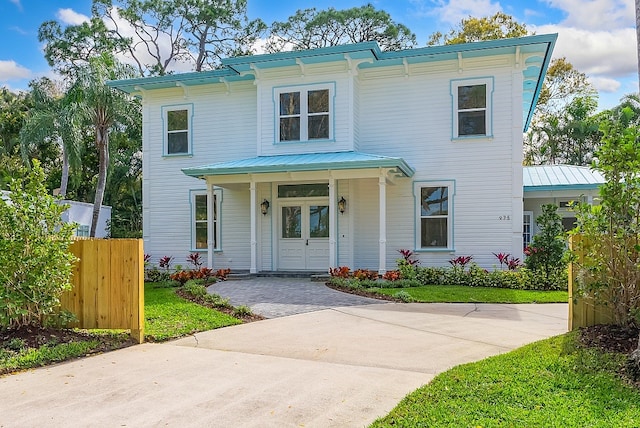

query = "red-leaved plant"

[
  {"left": 329, "top": 266, "right": 351, "bottom": 278},
  {"left": 382, "top": 270, "right": 402, "bottom": 281},
  {"left": 215, "top": 268, "right": 231, "bottom": 280},
  {"left": 398, "top": 249, "right": 419, "bottom": 266},
  {"left": 353, "top": 269, "right": 379, "bottom": 281},
  {"left": 448, "top": 255, "right": 473, "bottom": 268},
  {"left": 158, "top": 255, "right": 174, "bottom": 272},
  {"left": 187, "top": 253, "right": 204, "bottom": 268},
  {"left": 506, "top": 257, "right": 522, "bottom": 271}
]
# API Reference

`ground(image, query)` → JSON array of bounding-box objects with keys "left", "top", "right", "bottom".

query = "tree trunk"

[
  {"left": 59, "top": 144, "right": 69, "bottom": 198},
  {"left": 90, "top": 127, "right": 109, "bottom": 237}
]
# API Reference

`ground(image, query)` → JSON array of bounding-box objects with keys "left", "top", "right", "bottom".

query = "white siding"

[
  {"left": 351, "top": 178, "right": 379, "bottom": 269},
  {"left": 141, "top": 51, "right": 529, "bottom": 270},
  {"left": 357, "top": 62, "right": 521, "bottom": 268},
  {"left": 142, "top": 83, "right": 256, "bottom": 268}
]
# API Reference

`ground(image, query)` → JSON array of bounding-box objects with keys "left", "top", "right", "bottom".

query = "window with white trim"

[
  {"left": 415, "top": 182, "right": 454, "bottom": 249},
  {"left": 277, "top": 85, "right": 331, "bottom": 142},
  {"left": 523, "top": 211, "right": 533, "bottom": 249},
  {"left": 191, "top": 190, "right": 220, "bottom": 250},
  {"left": 451, "top": 78, "right": 493, "bottom": 138},
  {"left": 163, "top": 105, "right": 192, "bottom": 155}
]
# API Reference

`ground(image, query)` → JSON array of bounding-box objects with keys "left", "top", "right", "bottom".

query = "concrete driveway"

[{"left": 0, "top": 297, "right": 568, "bottom": 427}]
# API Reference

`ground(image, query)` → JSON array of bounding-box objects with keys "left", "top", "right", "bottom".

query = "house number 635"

[{"left": 499, "top": 215, "right": 511, "bottom": 220}]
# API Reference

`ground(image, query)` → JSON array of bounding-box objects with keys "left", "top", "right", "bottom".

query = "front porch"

[{"left": 181, "top": 151, "right": 415, "bottom": 275}]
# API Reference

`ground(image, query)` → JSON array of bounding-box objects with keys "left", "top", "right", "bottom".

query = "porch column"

[
  {"left": 378, "top": 174, "right": 387, "bottom": 275},
  {"left": 250, "top": 181, "right": 257, "bottom": 274},
  {"left": 207, "top": 181, "right": 215, "bottom": 269},
  {"left": 328, "top": 177, "right": 337, "bottom": 268}
]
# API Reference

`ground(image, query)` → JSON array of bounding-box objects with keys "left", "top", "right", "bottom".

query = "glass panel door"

[
  {"left": 281, "top": 206, "right": 302, "bottom": 238},
  {"left": 309, "top": 205, "right": 329, "bottom": 238},
  {"left": 278, "top": 200, "right": 330, "bottom": 270}
]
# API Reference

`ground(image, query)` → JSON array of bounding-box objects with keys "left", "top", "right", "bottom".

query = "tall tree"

[
  {"left": 39, "top": 0, "right": 264, "bottom": 77},
  {"left": 536, "top": 57, "right": 596, "bottom": 116},
  {"left": 19, "top": 78, "right": 82, "bottom": 197},
  {"left": 0, "top": 88, "right": 30, "bottom": 157},
  {"left": 176, "top": 0, "right": 266, "bottom": 71},
  {"left": 38, "top": 17, "right": 126, "bottom": 78},
  {"left": 427, "top": 12, "right": 528, "bottom": 45},
  {"left": 266, "top": 4, "right": 416, "bottom": 52},
  {"left": 66, "top": 55, "right": 140, "bottom": 236}
]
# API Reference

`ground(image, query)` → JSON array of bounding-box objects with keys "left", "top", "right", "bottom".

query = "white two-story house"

[{"left": 109, "top": 34, "right": 556, "bottom": 273}]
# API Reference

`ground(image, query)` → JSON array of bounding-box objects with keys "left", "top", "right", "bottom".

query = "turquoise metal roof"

[
  {"left": 105, "top": 68, "right": 253, "bottom": 93},
  {"left": 222, "top": 41, "right": 382, "bottom": 72},
  {"left": 109, "top": 34, "right": 556, "bottom": 131},
  {"left": 523, "top": 165, "right": 605, "bottom": 192},
  {"left": 182, "top": 151, "right": 415, "bottom": 178}
]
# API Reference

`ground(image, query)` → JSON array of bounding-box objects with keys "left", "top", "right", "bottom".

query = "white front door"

[{"left": 278, "top": 200, "right": 330, "bottom": 270}]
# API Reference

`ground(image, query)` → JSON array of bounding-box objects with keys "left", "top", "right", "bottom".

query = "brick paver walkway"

[{"left": 208, "top": 277, "right": 382, "bottom": 318}]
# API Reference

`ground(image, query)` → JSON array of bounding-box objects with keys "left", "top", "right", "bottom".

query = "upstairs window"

[
  {"left": 451, "top": 78, "right": 493, "bottom": 139},
  {"left": 277, "top": 86, "right": 331, "bottom": 142},
  {"left": 163, "top": 104, "right": 192, "bottom": 155}
]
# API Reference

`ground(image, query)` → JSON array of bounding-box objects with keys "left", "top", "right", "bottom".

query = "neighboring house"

[
  {"left": 522, "top": 165, "right": 605, "bottom": 247},
  {"left": 1, "top": 191, "right": 111, "bottom": 237},
  {"left": 59, "top": 200, "right": 112, "bottom": 238},
  {"left": 109, "top": 34, "right": 556, "bottom": 272}
]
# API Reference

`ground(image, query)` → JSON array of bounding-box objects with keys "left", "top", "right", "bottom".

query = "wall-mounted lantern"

[
  {"left": 338, "top": 196, "right": 347, "bottom": 214},
  {"left": 260, "top": 199, "right": 270, "bottom": 216}
]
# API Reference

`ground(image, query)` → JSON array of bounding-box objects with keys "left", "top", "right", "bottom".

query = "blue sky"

[{"left": 0, "top": 0, "right": 636, "bottom": 110}]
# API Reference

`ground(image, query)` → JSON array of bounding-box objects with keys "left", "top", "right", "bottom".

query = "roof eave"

[
  {"left": 524, "top": 183, "right": 601, "bottom": 192},
  {"left": 182, "top": 158, "right": 415, "bottom": 179}
]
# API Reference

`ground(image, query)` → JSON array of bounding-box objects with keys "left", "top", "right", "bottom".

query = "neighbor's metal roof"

[
  {"left": 182, "top": 151, "right": 415, "bottom": 178},
  {"left": 523, "top": 165, "right": 605, "bottom": 191}
]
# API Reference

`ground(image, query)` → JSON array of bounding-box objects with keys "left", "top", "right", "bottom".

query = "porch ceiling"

[{"left": 181, "top": 151, "right": 415, "bottom": 180}]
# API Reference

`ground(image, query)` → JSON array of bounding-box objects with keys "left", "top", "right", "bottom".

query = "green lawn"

[
  {"left": 144, "top": 281, "right": 240, "bottom": 341},
  {"left": 1, "top": 282, "right": 241, "bottom": 375},
  {"left": 371, "top": 332, "right": 640, "bottom": 427},
  {"left": 372, "top": 285, "right": 568, "bottom": 303}
]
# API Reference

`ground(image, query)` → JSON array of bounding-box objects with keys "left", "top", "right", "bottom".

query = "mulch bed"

[
  {"left": 577, "top": 324, "right": 640, "bottom": 389},
  {"left": 175, "top": 288, "right": 265, "bottom": 323},
  {"left": 325, "top": 283, "right": 402, "bottom": 302},
  {"left": 0, "top": 326, "right": 137, "bottom": 376},
  {"left": 578, "top": 324, "right": 640, "bottom": 355}
]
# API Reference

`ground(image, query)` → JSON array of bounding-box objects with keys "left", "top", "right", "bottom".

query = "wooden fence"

[
  {"left": 59, "top": 239, "right": 145, "bottom": 343},
  {"left": 568, "top": 235, "right": 615, "bottom": 331}
]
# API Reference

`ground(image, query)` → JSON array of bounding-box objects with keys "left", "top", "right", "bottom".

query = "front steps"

[{"left": 226, "top": 271, "right": 330, "bottom": 282}]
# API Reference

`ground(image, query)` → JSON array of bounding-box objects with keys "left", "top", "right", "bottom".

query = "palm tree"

[
  {"left": 20, "top": 78, "right": 81, "bottom": 197},
  {"left": 66, "top": 56, "right": 139, "bottom": 237}
]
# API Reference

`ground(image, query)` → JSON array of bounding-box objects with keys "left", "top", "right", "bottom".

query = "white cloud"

[
  {"left": 535, "top": 25, "right": 636, "bottom": 78},
  {"left": 542, "top": 0, "right": 634, "bottom": 31},
  {"left": 588, "top": 76, "right": 622, "bottom": 93},
  {"left": 409, "top": 0, "right": 502, "bottom": 23},
  {"left": 9, "top": 0, "right": 22, "bottom": 11},
  {"left": 10, "top": 26, "right": 28, "bottom": 36},
  {"left": 56, "top": 8, "right": 90, "bottom": 25},
  {"left": 0, "top": 60, "right": 32, "bottom": 82}
]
